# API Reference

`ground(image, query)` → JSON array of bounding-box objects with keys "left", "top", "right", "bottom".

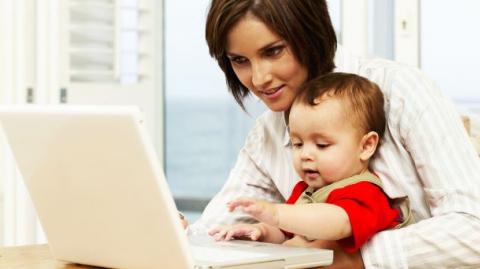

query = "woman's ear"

[{"left": 359, "top": 131, "right": 379, "bottom": 162}]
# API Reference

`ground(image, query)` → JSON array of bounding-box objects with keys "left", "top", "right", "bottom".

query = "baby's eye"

[
  {"left": 316, "top": 144, "right": 329, "bottom": 149},
  {"left": 292, "top": 142, "right": 303, "bottom": 149}
]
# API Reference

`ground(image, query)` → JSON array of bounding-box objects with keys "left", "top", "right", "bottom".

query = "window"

[
  {"left": 164, "top": 0, "right": 265, "bottom": 220},
  {"left": 420, "top": 0, "right": 480, "bottom": 106},
  {"left": 164, "top": 0, "right": 342, "bottom": 220},
  {"left": 368, "top": 0, "right": 394, "bottom": 59}
]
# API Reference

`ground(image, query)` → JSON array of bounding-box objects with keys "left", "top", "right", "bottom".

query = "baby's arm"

[
  {"left": 208, "top": 222, "right": 286, "bottom": 243},
  {"left": 229, "top": 197, "right": 352, "bottom": 241},
  {"left": 276, "top": 203, "right": 352, "bottom": 240}
]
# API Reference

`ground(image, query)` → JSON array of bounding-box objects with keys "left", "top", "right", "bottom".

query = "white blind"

[
  {"left": 68, "top": 0, "right": 146, "bottom": 84},
  {"left": 59, "top": 0, "right": 160, "bottom": 147}
]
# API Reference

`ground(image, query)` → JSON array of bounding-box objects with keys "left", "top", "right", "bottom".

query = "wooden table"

[{"left": 0, "top": 245, "right": 98, "bottom": 269}]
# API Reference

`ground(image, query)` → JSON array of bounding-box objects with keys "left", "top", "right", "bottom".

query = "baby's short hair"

[{"left": 293, "top": 72, "right": 386, "bottom": 138}]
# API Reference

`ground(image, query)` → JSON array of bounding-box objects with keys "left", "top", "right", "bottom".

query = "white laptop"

[{"left": 0, "top": 105, "right": 332, "bottom": 269}]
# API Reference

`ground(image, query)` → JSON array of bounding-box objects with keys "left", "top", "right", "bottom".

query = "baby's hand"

[
  {"left": 227, "top": 197, "right": 279, "bottom": 226},
  {"left": 208, "top": 224, "right": 263, "bottom": 241}
]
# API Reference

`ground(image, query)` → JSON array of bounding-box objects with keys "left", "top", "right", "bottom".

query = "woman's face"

[{"left": 226, "top": 15, "right": 308, "bottom": 112}]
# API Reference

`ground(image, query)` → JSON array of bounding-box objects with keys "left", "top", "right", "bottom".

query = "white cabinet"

[{"left": 58, "top": 0, "right": 161, "bottom": 137}]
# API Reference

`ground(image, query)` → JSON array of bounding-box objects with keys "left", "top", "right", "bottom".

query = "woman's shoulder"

[
  {"left": 358, "top": 57, "right": 443, "bottom": 103},
  {"left": 359, "top": 57, "right": 436, "bottom": 88},
  {"left": 243, "top": 111, "right": 288, "bottom": 151},
  {"left": 257, "top": 110, "right": 286, "bottom": 129},
  {"left": 250, "top": 110, "right": 287, "bottom": 139},
  {"left": 358, "top": 57, "right": 425, "bottom": 84}
]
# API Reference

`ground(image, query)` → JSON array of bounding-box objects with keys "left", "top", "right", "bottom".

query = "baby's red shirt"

[{"left": 284, "top": 181, "right": 399, "bottom": 252}]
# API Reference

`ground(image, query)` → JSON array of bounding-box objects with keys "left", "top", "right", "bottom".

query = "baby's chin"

[{"left": 304, "top": 178, "right": 327, "bottom": 190}]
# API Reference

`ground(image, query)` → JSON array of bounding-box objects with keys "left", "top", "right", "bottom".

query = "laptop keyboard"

[{"left": 191, "top": 245, "right": 270, "bottom": 263}]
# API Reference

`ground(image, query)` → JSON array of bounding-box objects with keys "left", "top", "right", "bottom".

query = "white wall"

[
  {"left": 164, "top": 0, "right": 226, "bottom": 100},
  {"left": 421, "top": 0, "right": 480, "bottom": 104}
]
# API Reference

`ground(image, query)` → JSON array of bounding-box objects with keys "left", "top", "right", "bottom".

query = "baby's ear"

[{"left": 359, "top": 131, "right": 379, "bottom": 161}]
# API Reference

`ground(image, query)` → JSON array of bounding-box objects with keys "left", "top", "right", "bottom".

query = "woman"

[{"left": 189, "top": 0, "right": 480, "bottom": 268}]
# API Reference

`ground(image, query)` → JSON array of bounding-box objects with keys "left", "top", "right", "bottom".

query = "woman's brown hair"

[{"left": 205, "top": 0, "right": 337, "bottom": 110}]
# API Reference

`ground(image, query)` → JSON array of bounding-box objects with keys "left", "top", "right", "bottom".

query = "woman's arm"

[
  {"left": 189, "top": 117, "right": 285, "bottom": 234},
  {"left": 360, "top": 66, "right": 480, "bottom": 269},
  {"left": 189, "top": 150, "right": 283, "bottom": 234}
]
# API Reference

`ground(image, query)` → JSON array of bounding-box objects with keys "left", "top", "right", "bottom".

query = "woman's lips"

[{"left": 261, "top": 85, "right": 284, "bottom": 100}]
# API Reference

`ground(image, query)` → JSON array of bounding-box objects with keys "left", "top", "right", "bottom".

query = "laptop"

[{"left": 0, "top": 105, "right": 332, "bottom": 269}]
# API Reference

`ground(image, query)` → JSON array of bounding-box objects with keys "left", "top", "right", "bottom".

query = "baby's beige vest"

[{"left": 296, "top": 171, "right": 415, "bottom": 233}]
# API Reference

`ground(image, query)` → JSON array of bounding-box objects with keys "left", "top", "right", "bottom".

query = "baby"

[{"left": 210, "top": 72, "right": 411, "bottom": 252}]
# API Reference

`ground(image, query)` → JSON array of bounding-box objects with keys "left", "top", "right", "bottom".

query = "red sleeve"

[{"left": 326, "top": 182, "right": 399, "bottom": 253}]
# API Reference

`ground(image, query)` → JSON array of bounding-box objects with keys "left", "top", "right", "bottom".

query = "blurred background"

[{"left": 1, "top": 0, "right": 479, "bottom": 246}]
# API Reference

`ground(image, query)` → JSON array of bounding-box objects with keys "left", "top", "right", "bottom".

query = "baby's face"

[{"left": 288, "top": 98, "right": 366, "bottom": 190}]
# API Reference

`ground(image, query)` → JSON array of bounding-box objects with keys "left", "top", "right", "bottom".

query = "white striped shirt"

[{"left": 191, "top": 48, "right": 480, "bottom": 268}]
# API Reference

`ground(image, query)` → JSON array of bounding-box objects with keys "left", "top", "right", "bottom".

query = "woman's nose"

[{"left": 251, "top": 61, "right": 273, "bottom": 89}]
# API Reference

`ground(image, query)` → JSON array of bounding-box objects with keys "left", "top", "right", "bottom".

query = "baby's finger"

[
  {"left": 249, "top": 229, "right": 261, "bottom": 241},
  {"left": 227, "top": 197, "right": 255, "bottom": 211},
  {"left": 225, "top": 229, "right": 241, "bottom": 241},
  {"left": 227, "top": 227, "right": 259, "bottom": 241},
  {"left": 208, "top": 227, "right": 222, "bottom": 236},
  {"left": 226, "top": 227, "right": 251, "bottom": 241},
  {"left": 213, "top": 229, "right": 228, "bottom": 241},
  {"left": 242, "top": 203, "right": 263, "bottom": 215}
]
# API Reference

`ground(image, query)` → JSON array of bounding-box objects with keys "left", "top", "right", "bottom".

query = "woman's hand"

[
  {"left": 208, "top": 223, "right": 264, "bottom": 241},
  {"left": 227, "top": 197, "right": 279, "bottom": 226},
  {"left": 283, "top": 236, "right": 364, "bottom": 269}
]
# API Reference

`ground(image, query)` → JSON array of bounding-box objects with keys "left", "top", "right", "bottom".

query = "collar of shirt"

[{"left": 282, "top": 112, "right": 290, "bottom": 147}]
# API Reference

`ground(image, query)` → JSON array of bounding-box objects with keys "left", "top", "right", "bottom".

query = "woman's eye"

[
  {"left": 230, "top": 56, "right": 248, "bottom": 65},
  {"left": 265, "top": 46, "right": 283, "bottom": 57}
]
